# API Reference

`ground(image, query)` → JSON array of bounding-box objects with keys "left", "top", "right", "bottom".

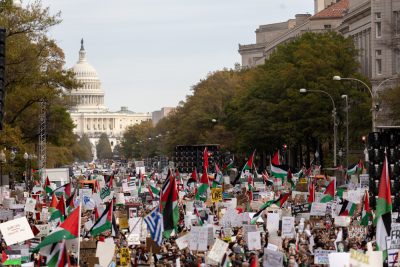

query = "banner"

[{"left": 291, "top": 203, "right": 311, "bottom": 215}]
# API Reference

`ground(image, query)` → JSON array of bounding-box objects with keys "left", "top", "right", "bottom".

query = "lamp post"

[
  {"left": 23, "top": 152, "right": 29, "bottom": 190},
  {"left": 333, "top": 76, "right": 398, "bottom": 131},
  {"left": 300, "top": 88, "right": 337, "bottom": 167},
  {"left": 0, "top": 150, "right": 6, "bottom": 186},
  {"left": 341, "top": 94, "right": 349, "bottom": 168}
]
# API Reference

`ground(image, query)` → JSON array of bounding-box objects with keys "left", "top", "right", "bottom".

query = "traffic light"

[{"left": 0, "top": 28, "right": 5, "bottom": 130}]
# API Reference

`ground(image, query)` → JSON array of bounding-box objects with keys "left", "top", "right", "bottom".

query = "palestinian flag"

[
  {"left": 374, "top": 153, "right": 392, "bottom": 259},
  {"left": 46, "top": 240, "right": 70, "bottom": 267},
  {"left": 361, "top": 190, "right": 373, "bottom": 226},
  {"left": 262, "top": 171, "right": 273, "bottom": 186},
  {"left": 93, "top": 206, "right": 100, "bottom": 220},
  {"left": 271, "top": 150, "right": 280, "bottom": 165},
  {"left": 336, "top": 187, "right": 346, "bottom": 200},
  {"left": 194, "top": 206, "right": 204, "bottom": 226},
  {"left": 52, "top": 183, "right": 72, "bottom": 197},
  {"left": 339, "top": 200, "right": 357, "bottom": 216},
  {"left": 148, "top": 185, "right": 160, "bottom": 199},
  {"left": 187, "top": 167, "right": 198, "bottom": 187},
  {"left": 32, "top": 206, "right": 80, "bottom": 252},
  {"left": 50, "top": 194, "right": 66, "bottom": 222},
  {"left": 45, "top": 176, "right": 52, "bottom": 194},
  {"left": 2, "top": 251, "right": 21, "bottom": 266},
  {"left": 308, "top": 181, "right": 315, "bottom": 203},
  {"left": 138, "top": 171, "right": 144, "bottom": 194},
  {"left": 49, "top": 193, "right": 58, "bottom": 213},
  {"left": 240, "top": 150, "right": 255, "bottom": 180},
  {"left": 270, "top": 163, "right": 287, "bottom": 179},
  {"left": 213, "top": 163, "right": 223, "bottom": 187},
  {"left": 160, "top": 170, "right": 179, "bottom": 238},
  {"left": 320, "top": 181, "right": 335, "bottom": 203},
  {"left": 222, "top": 160, "right": 234, "bottom": 174},
  {"left": 195, "top": 168, "right": 209, "bottom": 201},
  {"left": 346, "top": 163, "right": 358, "bottom": 176},
  {"left": 251, "top": 193, "right": 290, "bottom": 224},
  {"left": 357, "top": 160, "right": 364, "bottom": 174},
  {"left": 247, "top": 173, "right": 254, "bottom": 201},
  {"left": 287, "top": 169, "right": 295, "bottom": 189},
  {"left": 90, "top": 201, "right": 113, "bottom": 237}
]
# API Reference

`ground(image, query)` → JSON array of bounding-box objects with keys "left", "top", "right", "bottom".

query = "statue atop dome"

[{"left": 79, "top": 38, "right": 86, "bottom": 62}]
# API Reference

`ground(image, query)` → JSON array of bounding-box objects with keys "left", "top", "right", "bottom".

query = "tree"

[
  {"left": 74, "top": 134, "right": 92, "bottom": 162},
  {"left": 120, "top": 120, "right": 155, "bottom": 159},
  {"left": 96, "top": 133, "right": 113, "bottom": 160},
  {"left": 0, "top": 0, "right": 80, "bottom": 167},
  {"left": 381, "top": 84, "right": 400, "bottom": 124}
]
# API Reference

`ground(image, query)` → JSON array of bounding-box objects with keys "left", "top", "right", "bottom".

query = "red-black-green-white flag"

[
  {"left": 90, "top": 200, "right": 113, "bottom": 237},
  {"left": 308, "top": 181, "right": 315, "bottom": 203},
  {"left": 50, "top": 194, "right": 66, "bottom": 222},
  {"left": 339, "top": 200, "right": 357, "bottom": 216},
  {"left": 203, "top": 147, "right": 209, "bottom": 171},
  {"left": 361, "top": 190, "right": 372, "bottom": 226},
  {"left": 195, "top": 168, "right": 209, "bottom": 201},
  {"left": 271, "top": 150, "right": 280, "bottom": 165},
  {"left": 32, "top": 206, "right": 81, "bottom": 252},
  {"left": 45, "top": 176, "right": 52, "bottom": 194},
  {"left": 46, "top": 240, "right": 71, "bottom": 267},
  {"left": 160, "top": 170, "right": 179, "bottom": 238},
  {"left": 241, "top": 150, "right": 255, "bottom": 180},
  {"left": 320, "top": 181, "right": 335, "bottom": 203},
  {"left": 251, "top": 193, "right": 290, "bottom": 224},
  {"left": 49, "top": 193, "right": 58, "bottom": 214},
  {"left": 2, "top": 251, "right": 21, "bottom": 266},
  {"left": 374, "top": 152, "right": 392, "bottom": 259}
]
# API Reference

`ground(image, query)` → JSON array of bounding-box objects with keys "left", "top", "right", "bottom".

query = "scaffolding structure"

[{"left": 38, "top": 99, "right": 47, "bottom": 182}]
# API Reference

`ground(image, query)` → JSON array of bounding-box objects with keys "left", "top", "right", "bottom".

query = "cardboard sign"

[
  {"left": 207, "top": 239, "right": 228, "bottom": 263},
  {"left": 0, "top": 217, "right": 34, "bottom": 245},
  {"left": 281, "top": 216, "right": 295, "bottom": 238},
  {"left": 391, "top": 223, "right": 400, "bottom": 249},
  {"left": 334, "top": 216, "right": 351, "bottom": 227},
  {"left": 34, "top": 224, "right": 49, "bottom": 238},
  {"left": 24, "top": 198, "right": 36, "bottom": 213},
  {"left": 0, "top": 210, "right": 14, "bottom": 221},
  {"left": 348, "top": 226, "right": 367, "bottom": 241},
  {"left": 267, "top": 213, "right": 280, "bottom": 236},
  {"left": 314, "top": 250, "right": 333, "bottom": 265},
  {"left": 247, "top": 231, "right": 261, "bottom": 250},
  {"left": 189, "top": 226, "right": 208, "bottom": 251},
  {"left": 176, "top": 233, "right": 190, "bottom": 250},
  {"left": 328, "top": 252, "right": 350, "bottom": 267},
  {"left": 359, "top": 174, "right": 369, "bottom": 188},
  {"left": 119, "top": 248, "right": 130, "bottom": 266},
  {"left": 263, "top": 249, "right": 283, "bottom": 267},
  {"left": 211, "top": 188, "right": 223, "bottom": 203},
  {"left": 349, "top": 249, "right": 370, "bottom": 267},
  {"left": 291, "top": 203, "right": 311, "bottom": 215},
  {"left": 96, "top": 238, "right": 115, "bottom": 267},
  {"left": 310, "top": 203, "right": 327, "bottom": 216}
]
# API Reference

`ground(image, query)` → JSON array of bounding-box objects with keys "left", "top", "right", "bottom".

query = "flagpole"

[{"left": 76, "top": 200, "right": 82, "bottom": 267}]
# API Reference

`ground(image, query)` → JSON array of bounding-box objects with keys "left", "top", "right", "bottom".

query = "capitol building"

[{"left": 69, "top": 40, "right": 151, "bottom": 156}]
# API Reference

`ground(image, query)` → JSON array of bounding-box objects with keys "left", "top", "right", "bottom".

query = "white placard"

[
  {"left": 116, "top": 193, "right": 125, "bottom": 205},
  {"left": 310, "top": 203, "right": 327, "bottom": 216},
  {"left": 314, "top": 250, "right": 333, "bottom": 265},
  {"left": 263, "top": 248, "right": 283, "bottom": 267},
  {"left": 391, "top": 224, "right": 400, "bottom": 249},
  {"left": 247, "top": 231, "right": 261, "bottom": 250},
  {"left": 34, "top": 224, "right": 49, "bottom": 237},
  {"left": 267, "top": 213, "right": 280, "bottom": 236},
  {"left": 24, "top": 198, "right": 36, "bottom": 213},
  {"left": 176, "top": 233, "right": 190, "bottom": 250},
  {"left": 334, "top": 216, "right": 351, "bottom": 227},
  {"left": 0, "top": 217, "right": 34, "bottom": 245},
  {"left": 281, "top": 216, "right": 295, "bottom": 238},
  {"left": 189, "top": 226, "right": 208, "bottom": 251},
  {"left": 359, "top": 174, "right": 369, "bottom": 188},
  {"left": 207, "top": 239, "right": 229, "bottom": 263},
  {"left": 328, "top": 252, "right": 350, "bottom": 267},
  {"left": 96, "top": 238, "right": 115, "bottom": 267}
]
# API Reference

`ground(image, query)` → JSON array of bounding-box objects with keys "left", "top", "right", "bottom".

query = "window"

[
  {"left": 394, "top": 11, "right": 400, "bottom": 35},
  {"left": 375, "top": 12, "right": 381, "bottom": 19},
  {"left": 376, "top": 59, "right": 382, "bottom": 75},
  {"left": 324, "top": 24, "right": 332, "bottom": 29},
  {"left": 376, "top": 50, "right": 382, "bottom": 56},
  {"left": 376, "top": 22, "right": 382, "bottom": 38}
]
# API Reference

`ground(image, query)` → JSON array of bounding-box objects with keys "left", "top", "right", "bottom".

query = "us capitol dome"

[{"left": 68, "top": 39, "right": 151, "bottom": 158}]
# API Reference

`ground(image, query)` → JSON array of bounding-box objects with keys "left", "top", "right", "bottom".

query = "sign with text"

[
  {"left": 292, "top": 203, "right": 311, "bottom": 215},
  {"left": 247, "top": 231, "right": 261, "bottom": 250},
  {"left": 281, "top": 216, "right": 295, "bottom": 238},
  {"left": 391, "top": 223, "right": 400, "bottom": 249},
  {"left": 0, "top": 217, "right": 34, "bottom": 245},
  {"left": 207, "top": 239, "right": 229, "bottom": 263},
  {"left": 211, "top": 188, "right": 222, "bottom": 203},
  {"left": 263, "top": 249, "right": 283, "bottom": 267},
  {"left": 314, "top": 250, "right": 333, "bottom": 265},
  {"left": 310, "top": 203, "right": 327, "bottom": 216},
  {"left": 189, "top": 226, "right": 208, "bottom": 251},
  {"left": 359, "top": 174, "right": 369, "bottom": 188}
]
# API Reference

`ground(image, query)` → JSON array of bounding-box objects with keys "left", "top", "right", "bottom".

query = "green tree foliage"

[
  {"left": 0, "top": 1, "right": 80, "bottom": 168},
  {"left": 73, "top": 134, "right": 92, "bottom": 162},
  {"left": 381, "top": 84, "right": 400, "bottom": 124},
  {"left": 121, "top": 120, "right": 155, "bottom": 159},
  {"left": 96, "top": 133, "right": 113, "bottom": 160}
]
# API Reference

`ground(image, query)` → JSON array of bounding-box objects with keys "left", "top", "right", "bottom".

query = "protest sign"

[
  {"left": 334, "top": 216, "right": 351, "bottom": 227},
  {"left": 34, "top": 224, "right": 49, "bottom": 238},
  {"left": 247, "top": 231, "right": 261, "bottom": 250},
  {"left": 189, "top": 226, "right": 208, "bottom": 251},
  {"left": 115, "top": 193, "right": 125, "bottom": 205},
  {"left": 207, "top": 226, "right": 215, "bottom": 246},
  {"left": 211, "top": 188, "right": 222, "bottom": 203},
  {"left": 314, "top": 250, "right": 333, "bottom": 265},
  {"left": 281, "top": 216, "right": 295, "bottom": 238},
  {"left": 0, "top": 210, "right": 13, "bottom": 221},
  {"left": 310, "top": 203, "right": 327, "bottom": 216},
  {"left": 359, "top": 174, "right": 369, "bottom": 188},
  {"left": 207, "top": 239, "right": 228, "bottom": 263},
  {"left": 349, "top": 249, "right": 370, "bottom": 267},
  {"left": 348, "top": 226, "right": 367, "bottom": 241},
  {"left": 119, "top": 248, "right": 130, "bottom": 266},
  {"left": 263, "top": 249, "right": 283, "bottom": 267},
  {"left": 176, "top": 233, "right": 190, "bottom": 250},
  {"left": 24, "top": 198, "right": 36, "bottom": 213},
  {"left": 391, "top": 223, "right": 400, "bottom": 249},
  {"left": 328, "top": 252, "right": 350, "bottom": 267},
  {"left": 96, "top": 238, "right": 115, "bottom": 267},
  {"left": 291, "top": 203, "right": 311, "bottom": 215},
  {"left": 0, "top": 217, "right": 34, "bottom": 245},
  {"left": 267, "top": 213, "right": 280, "bottom": 236}
]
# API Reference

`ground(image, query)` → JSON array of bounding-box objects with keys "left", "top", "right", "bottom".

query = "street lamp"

[
  {"left": 341, "top": 94, "right": 349, "bottom": 168},
  {"left": 23, "top": 152, "right": 29, "bottom": 190},
  {"left": 0, "top": 150, "right": 6, "bottom": 186},
  {"left": 300, "top": 88, "right": 337, "bottom": 166},
  {"left": 333, "top": 76, "right": 398, "bottom": 131}
]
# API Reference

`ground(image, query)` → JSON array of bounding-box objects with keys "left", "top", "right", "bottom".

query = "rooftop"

[{"left": 311, "top": 0, "right": 349, "bottom": 19}]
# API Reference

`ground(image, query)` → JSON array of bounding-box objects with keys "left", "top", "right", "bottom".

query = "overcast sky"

[{"left": 39, "top": 0, "right": 314, "bottom": 113}]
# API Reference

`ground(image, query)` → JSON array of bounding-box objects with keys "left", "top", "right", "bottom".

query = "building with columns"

[{"left": 69, "top": 40, "right": 151, "bottom": 158}]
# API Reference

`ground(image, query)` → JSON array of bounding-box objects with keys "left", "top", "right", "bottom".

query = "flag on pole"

[
  {"left": 251, "top": 193, "right": 290, "bottom": 224},
  {"left": 203, "top": 147, "right": 209, "bottom": 171},
  {"left": 148, "top": 185, "right": 160, "bottom": 199},
  {"left": 144, "top": 208, "right": 164, "bottom": 246},
  {"left": 374, "top": 152, "right": 392, "bottom": 259},
  {"left": 46, "top": 240, "right": 71, "bottom": 267},
  {"left": 308, "top": 181, "right": 315, "bottom": 203},
  {"left": 160, "top": 170, "right": 179, "bottom": 238},
  {"left": 32, "top": 206, "right": 81, "bottom": 252},
  {"left": 339, "top": 200, "right": 357, "bottom": 216},
  {"left": 361, "top": 190, "right": 372, "bottom": 226},
  {"left": 240, "top": 150, "right": 256, "bottom": 180},
  {"left": 90, "top": 200, "right": 113, "bottom": 237},
  {"left": 52, "top": 183, "right": 72, "bottom": 197},
  {"left": 271, "top": 150, "right": 280, "bottom": 165},
  {"left": 45, "top": 176, "right": 52, "bottom": 194},
  {"left": 195, "top": 168, "right": 209, "bottom": 201},
  {"left": 49, "top": 193, "right": 58, "bottom": 213},
  {"left": 287, "top": 169, "right": 295, "bottom": 189},
  {"left": 50, "top": 194, "right": 66, "bottom": 222},
  {"left": 320, "top": 181, "right": 335, "bottom": 203}
]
